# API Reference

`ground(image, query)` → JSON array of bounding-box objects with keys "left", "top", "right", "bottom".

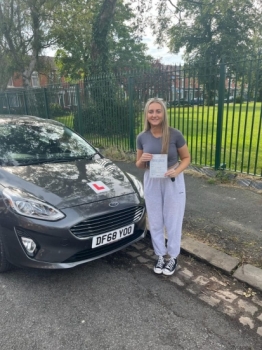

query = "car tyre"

[{"left": 0, "top": 233, "right": 12, "bottom": 272}]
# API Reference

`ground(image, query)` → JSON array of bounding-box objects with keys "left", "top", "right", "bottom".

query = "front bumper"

[{"left": 1, "top": 194, "right": 147, "bottom": 270}]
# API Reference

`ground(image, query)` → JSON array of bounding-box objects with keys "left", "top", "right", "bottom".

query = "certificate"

[{"left": 149, "top": 154, "right": 167, "bottom": 178}]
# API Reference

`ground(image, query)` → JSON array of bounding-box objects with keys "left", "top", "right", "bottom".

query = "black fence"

[{"left": 1, "top": 57, "right": 261, "bottom": 176}]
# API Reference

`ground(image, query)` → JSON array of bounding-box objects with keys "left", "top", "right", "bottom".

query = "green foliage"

[
  {"left": 152, "top": 0, "right": 260, "bottom": 65},
  {"left": 0, "top": 0, "right": 64, "bottom": 88},
  {"left": 54, "top": 115, "right": 74, "bottom": 129},
  {"left": 89, "top": 0, "right": 117, "bottom": 75},
  {"left": 148, "top": 1, "right": 262, "bottom": 108},
  {"left": 49, "top": 103, "right": 65, "bottom": 117},
  {"left": 28, "top": 89, "right": 49, "bottom": 119},
  {"left": 0, "top": 49, "right": 13, "bottom": 91},
  {"left": 165, "top": 1, "right": 260, "bottom": 106},
  {"left": 215, "top": 170, "right": 233, "bottom": 183},
  {"left": 73, "top": 73, "right": 139, "bottom": 137},
  {"left": 235, "top": 96, "right": 243, "bottom": 104},
  {"left": 101, "top": 146, "right": 136, "bottom": 162},
  {"left": 207, "top": 178, "right": 216, "bottom": 185},
  {"left": 53, "top": 0, "right": 153, "bottom": 80},
  {"left": 73, "top": 99, "right": 130, "bottom": 136}
]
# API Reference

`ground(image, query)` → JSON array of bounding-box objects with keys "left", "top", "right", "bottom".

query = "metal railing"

[{"left": 0, "top": 56, "right": 261, "bottom": 176}]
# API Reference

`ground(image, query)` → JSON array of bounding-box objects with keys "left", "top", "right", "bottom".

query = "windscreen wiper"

[{"left": 20, "top": 155, "right": 97, "bottom": 165}]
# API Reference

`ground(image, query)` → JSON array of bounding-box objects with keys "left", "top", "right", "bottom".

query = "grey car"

[{"left": 0, "top": 115, "right": 146, "bottom": 272}]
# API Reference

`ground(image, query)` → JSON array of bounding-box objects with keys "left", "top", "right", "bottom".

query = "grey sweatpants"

[{"left": 144, "top": 170, "right": 186, "bottom": 258}]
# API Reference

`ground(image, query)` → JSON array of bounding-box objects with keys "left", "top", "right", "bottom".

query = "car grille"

[
  {"left": 70, "top": 206, "right": 145, "bottom": 239},
  {"left": 63, "top": 228, "right": 145, "bottom": 263}
]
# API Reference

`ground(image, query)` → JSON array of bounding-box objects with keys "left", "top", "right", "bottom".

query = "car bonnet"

[{"left": 0, "top": 159, "right": 136, "bottom": 209}]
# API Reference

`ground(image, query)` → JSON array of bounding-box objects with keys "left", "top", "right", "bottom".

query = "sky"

[
  {"left": 45, "top": 41, "right": 184, "bottom": 65},
  {"left": 45, "top": 38, "right": 184, "bottom": 66},
  {"left": 140, "top": 0, "right": 184, "bottom": 65},
  {"left": 142, "top": 35, "right": 184, "bottom": 65}
]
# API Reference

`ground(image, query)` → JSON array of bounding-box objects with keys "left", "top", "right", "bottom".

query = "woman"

[{"left": 136, "top": 98, "right": 190, "bottom": 275}]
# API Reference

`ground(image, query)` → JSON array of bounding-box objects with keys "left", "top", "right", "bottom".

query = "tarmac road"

[
  {"left": 1, "top": 251, "right": 262, "bottom": 350},
  {"left": 183, "top": 173, "right": 262, "bottom": 267}
]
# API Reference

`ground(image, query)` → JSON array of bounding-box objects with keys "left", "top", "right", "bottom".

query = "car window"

[{"left": 0, "top": 119, "right": 98, "bottom": 166}]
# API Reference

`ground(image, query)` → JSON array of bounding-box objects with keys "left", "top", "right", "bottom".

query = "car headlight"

[
  {"left": 126, "top": 173, "right": 144, "bottom": 198},
  {"left": 3, "top": 188, "right": 65, "bottom": 221}
]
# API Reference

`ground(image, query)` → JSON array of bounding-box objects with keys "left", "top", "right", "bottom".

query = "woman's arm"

[
  {"left": 165, "top": 144, "right": 190, "bottom": 178},
  {"left": 177, "top": 144, "right": 191, "bottom": 173}
]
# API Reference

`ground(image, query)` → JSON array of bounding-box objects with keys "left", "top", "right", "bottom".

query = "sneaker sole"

[
  {"left": 153, "top": 268, "right": 163, "bottom": 274},
  {"left": 162, "top": 268, "right": 176, "bottom": 276}
]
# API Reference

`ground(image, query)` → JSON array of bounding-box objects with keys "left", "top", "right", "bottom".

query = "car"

[
  {"left": 167, "top": 99, "right": 191, "bottom": 107},
  {"left": 0, "top": 115, "right": 147, "bottom": 272},
  {"left": 190, "top": 98, "right": 204, "bottom": 106},
  {"left": 224, "top": 96, "right": 234, "bottom": 103}
]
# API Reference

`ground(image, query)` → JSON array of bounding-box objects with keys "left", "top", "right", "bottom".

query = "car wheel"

[{"left": 0, "top": 233, "right": 12, "bottom": 272}]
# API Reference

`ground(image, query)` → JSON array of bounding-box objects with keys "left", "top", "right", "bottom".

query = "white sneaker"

[
  {"left": 163, "top": 258, "right": 177, "bottom": 276},
  {"left": 153, "top": 256, "right": 165, "bottom": 274}
]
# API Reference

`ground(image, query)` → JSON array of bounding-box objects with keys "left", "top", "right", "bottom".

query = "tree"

[
  {"left": 148, "top": 0, "right": 261, "bottom": 105},
  {"left": 0, "top": 43, "right": 13, "bottom": 90},
  {"left": 51, "top": 0, "right": 94, "bottom": 81},
  {"left": 152, "top": 0, "right": 260, "bottom": 64},
  {"left": 0, "top": 0, "right": 63, "bottom": 88},
  {"left": 107, "top": 1, "right": 153, "bottom": 73},
  {"left": 52, "top": 0, "right": 153, "bottom": 80},
  {"left": 90, "top": 0, "right": 118, "bottom": 75}
]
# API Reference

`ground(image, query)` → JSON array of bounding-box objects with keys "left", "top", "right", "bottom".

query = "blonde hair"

[{"left": 143, "top": 98, "right": 170, "bottom": 154}]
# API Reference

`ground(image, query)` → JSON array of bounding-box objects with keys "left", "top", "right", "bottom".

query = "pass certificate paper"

[{"left": 149, "top": 154, "right": 167, "bottom": 178}]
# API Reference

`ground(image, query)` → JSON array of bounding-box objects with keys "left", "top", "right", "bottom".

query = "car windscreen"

[{"left": 0, "top": 119, "right": 99, "bottom": 166}]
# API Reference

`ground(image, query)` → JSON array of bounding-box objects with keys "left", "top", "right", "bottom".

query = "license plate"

[{"left": 92, "top": 224, "right": 135, "bottom": 248}]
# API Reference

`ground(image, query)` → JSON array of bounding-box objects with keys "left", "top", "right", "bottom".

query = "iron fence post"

[
  {"left": 215, "top": 60, "right": 226, "bottom": 170},
  {"left": 75, "top": 84, "right": 83, "bottom": 134},
  {"left": 128, "top": 77, "right": 135, "bottom": 150},
  {"left": 5, "top": 93, "right": 11, "bottom": 114},
  {"left": 23, "top": 91, "right": 29, "bottom": 115},
  {"left": 43, "top": 88, "right": 50, "bottom": 118}
]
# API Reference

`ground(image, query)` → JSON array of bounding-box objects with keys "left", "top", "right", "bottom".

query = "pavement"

[{"left": 114, "top": 161, "right": 262, "bottom": 293}]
